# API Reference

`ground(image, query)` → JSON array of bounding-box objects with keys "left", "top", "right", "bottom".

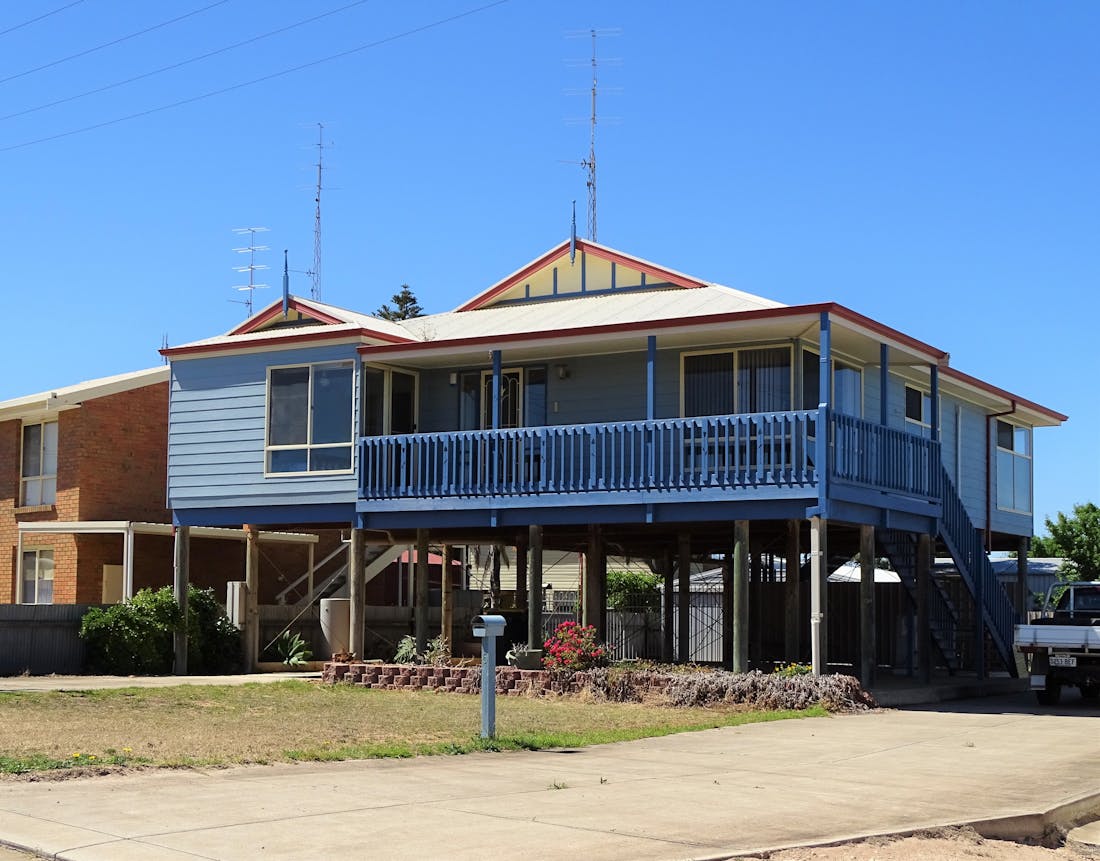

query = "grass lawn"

[{"left": 0, "top": 680, "right": 825, "bottom": 776}]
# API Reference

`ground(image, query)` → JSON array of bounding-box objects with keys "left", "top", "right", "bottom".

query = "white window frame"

[
  {"left": 20, "top": 548, "right": 54, "bottom": 605},
  {"left": 264, "top": 361, "right": 356, "bottom": 477},
  {"left": 20, "top": 419, "right": 58, "bottom": 507},
  {"left": 679, "top": 344, "right": 794, "bottom": 417},
  {"left": 996, "top": 419, "right": 1032, "bottom": 514},
  {"left": 361, "top": 363, "right": 420, "bottom": 436},
  {"left": 902, "top": 383, "right": 941, "bottom": 438}
]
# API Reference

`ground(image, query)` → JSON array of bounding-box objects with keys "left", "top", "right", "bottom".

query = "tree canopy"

[
  {"left": 1031, "top": 502, "right": 1100, "bottom": 581},
  {"left": 374, "top": 285, "right": 423, "bottom": 321}
]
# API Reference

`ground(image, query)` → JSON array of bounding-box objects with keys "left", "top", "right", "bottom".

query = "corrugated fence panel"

[{"left": 0, "top": 605, "right": 90, "bottom": 675}]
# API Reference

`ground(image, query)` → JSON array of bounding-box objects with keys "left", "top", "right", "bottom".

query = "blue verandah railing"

[
  {"left": 360, "top": 410, "right": 942, "bottom": 504},
  {"left": 361, "top": 411, "right": 820, "bottom": 500},
  {"left": 830, "top": 412, "right": 941, "bottom": 499}
]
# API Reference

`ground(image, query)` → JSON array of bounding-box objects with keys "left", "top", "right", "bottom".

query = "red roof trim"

[
  {"left": 161, "top": 326, "right": 411, "bottom": 359},
  {"left": 229, "top": 298, "right": 344, "bottom": 336},
  {"left": 939, "top": 366, "right": 1067, "bottom": 423},
  {"left": 455, "top": 238, "right": 708, "bottom": 312}
]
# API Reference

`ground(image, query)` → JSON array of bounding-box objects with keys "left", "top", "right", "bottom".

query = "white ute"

[{"left": 1014, "top": 581, "right": 1100, "bottom": 705}]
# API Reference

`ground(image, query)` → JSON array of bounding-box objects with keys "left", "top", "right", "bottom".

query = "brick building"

[{"left": 0, "top": 367, "right": 261, "bottom": 605}]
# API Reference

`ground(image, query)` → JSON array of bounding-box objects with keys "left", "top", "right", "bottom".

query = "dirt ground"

[{"left": 761, "top": 827, "right": 1098, "bottom": 860}]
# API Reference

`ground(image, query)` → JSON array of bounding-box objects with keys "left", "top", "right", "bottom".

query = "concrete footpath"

[{"left": 1, "top": 691, "right": 1098, "bottom": 861}]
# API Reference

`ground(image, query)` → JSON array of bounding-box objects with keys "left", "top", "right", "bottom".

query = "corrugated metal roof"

[
  {"left": 396, "top": 284, "right": 784, "bottom": 343},
  {"left": 0, "top": 366, "right": 169, "bottom": 419}
]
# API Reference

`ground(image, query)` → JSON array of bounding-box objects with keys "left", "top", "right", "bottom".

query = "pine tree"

[{"left": 375, "top": 285, "right": 423, "bottom": 321}]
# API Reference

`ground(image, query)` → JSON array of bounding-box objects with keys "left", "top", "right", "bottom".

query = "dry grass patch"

[{"left": 0, "top": 680, "right": 824, "bottom": 777}]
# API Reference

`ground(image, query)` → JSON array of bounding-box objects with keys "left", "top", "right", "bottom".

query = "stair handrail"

[
  {"left": 937, "top": 465, "right": 1016, "bottom": 669},
  {"left": 275, "top": 541, "right": 350, "bottom": 606}
]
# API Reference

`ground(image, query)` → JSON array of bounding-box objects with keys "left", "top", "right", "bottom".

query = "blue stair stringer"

[
  {"left": 878, "top": 528, "right": 960, "bottom": 674},
  {"left": 936, "top": 466, "right": 1018, "bottom": 677}
]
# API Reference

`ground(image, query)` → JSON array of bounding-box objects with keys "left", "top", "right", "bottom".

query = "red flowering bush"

[{"left": 542, "top": 621, "right": 608, "bottom": 673}]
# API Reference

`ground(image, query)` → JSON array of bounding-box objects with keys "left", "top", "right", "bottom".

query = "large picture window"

[
  {"left": 266, "top": 362, "right": 353, "bottom": 474},
  {"left": 21, "top": 548, "right": 54, "bottom": 604},
  {"left": 996, "top": 420, "right": 1032, "bottom": 513},
  {"left": 682, "top": 347, "right": 791, "bottom": 417},
  {"left": 21, "top": 420, "right": 58, "bottom": 506}
]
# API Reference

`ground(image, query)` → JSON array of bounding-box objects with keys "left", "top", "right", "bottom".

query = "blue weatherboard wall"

[{"left": 168, "top": 343, "right": 360, "bottom": 517}]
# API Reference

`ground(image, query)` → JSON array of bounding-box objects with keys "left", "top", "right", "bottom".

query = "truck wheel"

[
  {"left": 1036, "top": 680, "right": 1062, "bottom": 706},
  {"left": 1081, "top": 683, "right": 1099, "bottom": 701}
]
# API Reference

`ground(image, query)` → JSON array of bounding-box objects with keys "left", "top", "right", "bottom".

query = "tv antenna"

[
  {"left": 564, "top": 28, "right": 620, "bottom": 243},
  {"left": 230, "top": 226, "right": 270, "bottom": 317},
  {"left": 310, "top": 123, "right": 324, "bottom": 301}
]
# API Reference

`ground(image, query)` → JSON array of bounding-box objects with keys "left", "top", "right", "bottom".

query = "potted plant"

[{"left": 505, "top": 642, "right": 543, "bottom": 670}]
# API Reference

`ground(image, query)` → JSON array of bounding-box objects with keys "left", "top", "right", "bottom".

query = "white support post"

[
  {"left": 123, "top": 525, "right": 136, "bottom": 600},
  {"left": 810, "top": 516, "right": 828, "bottom": 675},
  {"left": 15, "top": 531, "right": 24, "bottom": 604}
]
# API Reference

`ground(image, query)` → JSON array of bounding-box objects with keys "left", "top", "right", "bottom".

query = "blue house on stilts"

[{"left": 162, "top": 238, "right": 1066, "bottom": 683}]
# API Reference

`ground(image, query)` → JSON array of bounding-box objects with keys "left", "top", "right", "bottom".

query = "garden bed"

[{"left": 322, "top": 662, "right": 877, "bottom": 712}]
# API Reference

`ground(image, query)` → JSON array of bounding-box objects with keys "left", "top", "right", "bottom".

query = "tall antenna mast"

[
  {"left": 311, "top": 123, "right": 323, "bottom": 301},
  {"left": 230, "top": 226, "right": 270, "bottom": 317},
  {"left": 584, "top": 28, "right": 598, "bottom": 242},
  {"left": 563, "top": 28, "right": 618, "bottom": 241}
]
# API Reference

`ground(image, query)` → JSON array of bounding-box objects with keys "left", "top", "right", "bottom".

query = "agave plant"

[{"left": 272, "top": 631, "right": 313, "bottom": 667}]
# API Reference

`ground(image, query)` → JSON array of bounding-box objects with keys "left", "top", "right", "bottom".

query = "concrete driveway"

[{"left": 1, "top": 691, "right": 1098, "bottom": 860}]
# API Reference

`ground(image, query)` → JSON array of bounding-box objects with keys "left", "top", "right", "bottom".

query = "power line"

[
  {"left": 0, "top": 0, "right": 511, "bottom": 154},
  {"left": 0, "top": 1, "right": 84, "bottom": 39},
  {"left": 0, "top": 0, "right": 231, "bottom": 86},
  {"left": 0, "top": 0, "right": 372, "bottom": 123}
]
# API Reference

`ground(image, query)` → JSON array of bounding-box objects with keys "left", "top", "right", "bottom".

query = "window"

[
  {"left": 266, "top": 362, "right": 353, "bottom": 474},
  {"left": 904, "top": 385, "right": 934, "bottom": 437},
  {"left": 21, "top": 420, "right": 58, "bottom": 506},
  {"left": 21, "top": 549, "right": 54, "bottom": 604},
  {"left": 801, "top": 351, "right": 863, "bottom": 416},
  {"left": 683, "top": 347, "right": 791, "bottom": 417},
  {"left": 996, "top": 420, "right": 1031, "bottom": 513},
  {"left": 361, "top": 366, "right": 418, "bottom": 436}
]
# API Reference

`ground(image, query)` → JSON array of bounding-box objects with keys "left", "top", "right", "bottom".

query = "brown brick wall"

[
  {"left": 76, "top": 384, "right": 170, "bottom": 522},
  {"left": 0, "top": 418, "right": 20, "bottom": 602}
]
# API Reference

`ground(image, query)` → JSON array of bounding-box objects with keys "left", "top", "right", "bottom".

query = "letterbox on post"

[{"left": 472, "top": 614, "right": 506, "bottom": 738}]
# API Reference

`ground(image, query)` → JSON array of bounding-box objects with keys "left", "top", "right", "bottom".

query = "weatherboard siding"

[{"left": 168, "top": 344, "right": 360, "bottom": 514}]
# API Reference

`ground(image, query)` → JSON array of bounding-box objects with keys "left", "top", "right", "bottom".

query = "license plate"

[{"left": 1050, "top": 654, "right": 1077, "bottom": 668}]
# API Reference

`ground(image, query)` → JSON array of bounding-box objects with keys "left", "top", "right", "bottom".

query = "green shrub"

[
  {"left": 186, "top": 586, "right": 242, "bottom": 673},
  {"left": 772, "top": 662, "right": 812, "bottom": 677},
  {"left": 80, "top": 586, "right": 240, "bottom": 675},
  {"left": 606, "top": 569, "right": 662, "bottom": 612}
]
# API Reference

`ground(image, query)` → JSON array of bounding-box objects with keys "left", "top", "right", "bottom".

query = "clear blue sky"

[{"left": 1, "top": 1, "right": 1096, "bottom": 531}]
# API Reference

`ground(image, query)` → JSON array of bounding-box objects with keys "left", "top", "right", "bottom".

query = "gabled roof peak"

[{"left": 453, "top": 237, "right": 777, "bottom": 312}]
